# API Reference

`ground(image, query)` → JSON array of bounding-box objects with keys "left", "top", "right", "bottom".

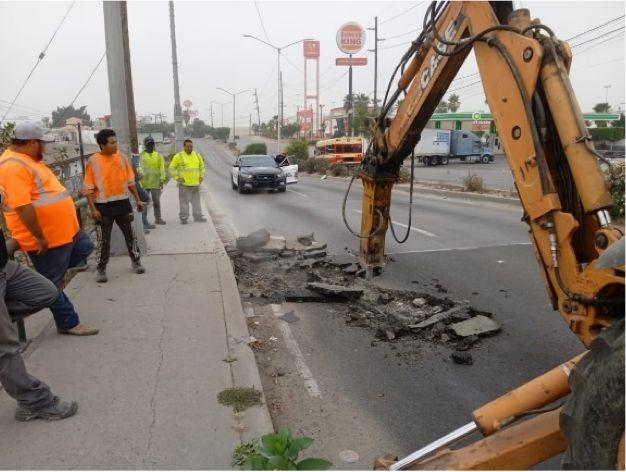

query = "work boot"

[
  {"left": 180, "top": 219, "right": 188, "bottom": 225},
  {"left": 15, "top": 396, "right": 78, "bottom": 422},
  {"left": 145, "top": 222, "right": 156, "bottom": 230},
  {"left": 58, "top": 323, "right": 99, "bottom": 336},
  {"left": 132, "top": 261, "right": 146, "bottom": 274},
  {"left": 144, "top": 228, "right": 151, "bottom": 235},
  {"left": 194, "top": 216, "right": 207, "bottom": 222},
  {"left": 155, "top": 218, "right": 167, "bottom": 225},
  {"left": 96, "top": 269, "right": 108, "bottom": 283}
]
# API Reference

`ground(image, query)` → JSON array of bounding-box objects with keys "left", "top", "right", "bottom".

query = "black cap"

[{"left": 144, "top": 136, "right": 155, "bottom": 145}]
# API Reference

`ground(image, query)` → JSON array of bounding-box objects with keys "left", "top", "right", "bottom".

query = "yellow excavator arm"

[{"left": 357, "top": 1, "right": 624, "bottom": 469}]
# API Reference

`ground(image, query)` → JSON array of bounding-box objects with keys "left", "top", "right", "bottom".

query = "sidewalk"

[{"left": 0, "top": 182, "right": 272, "bottom": 469}]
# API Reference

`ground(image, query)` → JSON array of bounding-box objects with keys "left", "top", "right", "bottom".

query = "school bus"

[{"left": 313, "top": 137, "right": 364, "bottom": 165}]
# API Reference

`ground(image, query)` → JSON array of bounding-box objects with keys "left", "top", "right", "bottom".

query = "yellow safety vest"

[
  {"left": 140, "top": 150, "right": 166, "bottom": 189},
  {"left": 169, "top": 151, "right": 205, "bottom": 186}
]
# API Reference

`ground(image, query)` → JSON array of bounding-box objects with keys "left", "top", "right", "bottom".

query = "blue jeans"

[{"left": 28, "top": 230, "right": 94, "bottom": 331}]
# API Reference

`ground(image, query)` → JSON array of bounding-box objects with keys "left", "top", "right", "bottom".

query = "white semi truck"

[{"left": 415, "top": 128, "right": 495, "bottom": 166}]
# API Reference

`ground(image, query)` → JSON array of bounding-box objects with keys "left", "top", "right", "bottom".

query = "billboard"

[
  {"left": 336, "top": 22, "right": 366, "bottom": 54},
  {"left": 303, "top": 40, "right": 320, "bottom": 59},
  {"left": 336, "top": 57, "right": 368, "bottom": 66},
  {"left": 298, "top": 109, "right": 314, "bottom": 133}
]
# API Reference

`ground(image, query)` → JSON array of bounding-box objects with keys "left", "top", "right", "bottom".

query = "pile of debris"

[{"left": 232, "top": 229, "right": 502, "bottom": 365}]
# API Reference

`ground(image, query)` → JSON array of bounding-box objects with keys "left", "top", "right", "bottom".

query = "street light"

[
  {"left": 210, "top": 100, "right": 228, "bottom": 128},
  {"left": 604, "top": 84, "right": 611, "bottom": 105},
  {"left": 217, "top": 89, "right": 250, "bottom": 142},
  {"left": 243, "top": 34, "right": 313, "bottom": 155}
]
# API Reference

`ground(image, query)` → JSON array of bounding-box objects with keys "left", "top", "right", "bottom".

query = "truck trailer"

[{"left": 415, "top": 128, "right": 495, "bottom": 166}]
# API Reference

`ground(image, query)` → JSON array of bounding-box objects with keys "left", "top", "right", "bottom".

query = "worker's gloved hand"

[{"left": 135, "top": 201, "right": 143, "bottom": 213}]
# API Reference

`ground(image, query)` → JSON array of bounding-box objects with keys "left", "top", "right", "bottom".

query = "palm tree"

[{"left": 448, "top": 94, "right": 461, "bottom": 112}]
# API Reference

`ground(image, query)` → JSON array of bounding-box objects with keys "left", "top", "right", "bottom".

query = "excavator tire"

[{"left": 560, "top": 318, "right": 625, "bottom": 470}]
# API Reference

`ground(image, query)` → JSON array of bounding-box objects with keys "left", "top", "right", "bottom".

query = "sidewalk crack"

[{"left": 142, "top": 273, "right": 177, "bottom": 468}]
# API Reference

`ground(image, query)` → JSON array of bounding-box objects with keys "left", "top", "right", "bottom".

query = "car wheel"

[
  {"left": 277, "top": 187, "right": 286, "bottom": 193},
  {"left": 423, "top": 156, "right": 431, "bottom": 167},
  {"left": 481, "top": 155, "right": 490, "bottom": 164},
  {"left": 441, "top": 156, "right": 449, "bottom": 165},
  {"left": 231, "top": 178, "right": 237, "bottom": 190},
  {"left": 237, "top": 179, "right": 245, "bottom": 194}
]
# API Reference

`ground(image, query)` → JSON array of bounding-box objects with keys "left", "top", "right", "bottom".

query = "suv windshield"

[{"left": 240, "top": 156, "right": 277, "bottom": 167}]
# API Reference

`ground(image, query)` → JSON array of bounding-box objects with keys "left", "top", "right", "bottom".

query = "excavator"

[{"left": 352, "top": 1, "right": 625, "bottom": 469}]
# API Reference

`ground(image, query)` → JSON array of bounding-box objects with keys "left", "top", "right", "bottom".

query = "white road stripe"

[
  {"left": 270, "top": 304, "right": 321, "bottom": 398},
  {"left": 387, "top": 242, "right": 531, "bottom": 256},
  {"left": 352, "top": 209, "right": 437, "bottom": 238},
  {"left": 287, "top": 188, "right": 308, "bottom": 197}
]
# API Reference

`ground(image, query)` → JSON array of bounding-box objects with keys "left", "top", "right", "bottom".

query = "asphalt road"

[
  {"left": 233, "top": 136, "right": 515, "bottom": 191},
  {"left": 197, "top": 138, "right": 581, "bottom": 469}
]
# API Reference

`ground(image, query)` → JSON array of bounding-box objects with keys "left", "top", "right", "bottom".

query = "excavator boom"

[{"left": 358, "top": 1, "right": 625, "bottom": 468}]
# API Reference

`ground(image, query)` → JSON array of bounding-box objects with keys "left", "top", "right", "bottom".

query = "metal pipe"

[
  {"left": 597, "top": 209, "right": 612, "bottom": 227},
  {"left": 390, "top": 421, "right": 478, "bottom": 470}
]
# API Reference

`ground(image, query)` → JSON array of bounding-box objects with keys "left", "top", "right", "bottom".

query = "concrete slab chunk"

[
  {"left": 283, "top": 289, "right": 327, "bottom": 303},
  {"left": 258, "top": 235, "right": 287, "bottom": 253},
  {"left": 450, "top": 315, "right": 500, "bottom": 337},
  {"left": 236, "top": 229, "right": 270, "bottom": 252},
  {"left": 306, "top": 283, "right": 364, "bottom": 300}
]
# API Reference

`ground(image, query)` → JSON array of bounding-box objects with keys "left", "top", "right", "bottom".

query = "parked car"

[{"left": 231, "top": 154, "right": 298, "bottom": 194}]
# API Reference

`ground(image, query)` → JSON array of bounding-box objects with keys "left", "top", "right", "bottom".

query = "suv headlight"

[{"left": 240, "top": 172, "right": 254, "bottom": 180}]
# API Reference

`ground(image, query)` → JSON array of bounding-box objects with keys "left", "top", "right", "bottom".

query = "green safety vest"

[
  {"left": 139, "top": 150, "right": 166, "bottom": 189},
  {"left": 169, "top": 151, "right": 205, "bottom": 186}
]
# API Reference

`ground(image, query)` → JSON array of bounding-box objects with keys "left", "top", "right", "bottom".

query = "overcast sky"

[{"left": 1, "top": 0, "right": 624, "bottom": 128}]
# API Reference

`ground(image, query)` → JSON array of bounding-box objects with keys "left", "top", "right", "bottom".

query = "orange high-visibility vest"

[
  {"left": 82, "top": 152, "right": 135, "bottom": 203},
  {"left": 0, "top": 150, "right": 79, "bottom": 252}
]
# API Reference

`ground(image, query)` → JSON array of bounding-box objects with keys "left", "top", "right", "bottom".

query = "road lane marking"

[
  {"left": 287, "top": 188, "right": 308, "bottom": 197},
  {"left": 352, "top": 210, "right": 437, "bottom": 238},
  {"left": 387, "top": 242, "right": 531, "bottom": 256},
  {"left": 270, "top": 304, "right": 321, "bottom": 398}
]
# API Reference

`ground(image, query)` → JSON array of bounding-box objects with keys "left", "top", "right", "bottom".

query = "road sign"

[
  {"left": 183, "top": 99, "right": 192, "bottom": 108},
  {"left": 303, "top": 40, "right": 320, "bottom": 59},
  {"left": 336, "top": 22, "right": 366, "bottom": 54},
  {"left": 335, "top": 57, "right": 368, "bottom": 66}
]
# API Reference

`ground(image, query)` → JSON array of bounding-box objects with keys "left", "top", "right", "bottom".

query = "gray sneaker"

[
  {"left": 96, "top": 269, "right": 108, "bottom": 283},
  {"left": 132, "top": 261, "right": 145, "bottom": 274},
  {"left": 15, "top": 396, "right": 78, "bottom": 422}
]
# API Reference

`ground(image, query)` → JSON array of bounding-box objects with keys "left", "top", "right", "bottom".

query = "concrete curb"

[
  {"left": 300, "top": 173, "right": 521, "bottom": 207},
  {"left": 203, "top": 191, "right": 275, "bottom": 443}
]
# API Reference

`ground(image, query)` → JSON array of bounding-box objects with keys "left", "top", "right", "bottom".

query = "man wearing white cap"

[{"left": 0, "top": 122, "right": 98, "bottom": 336}]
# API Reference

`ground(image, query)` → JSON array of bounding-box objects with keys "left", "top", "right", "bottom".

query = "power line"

[
  {"left": 68, "top": 52, "right": 106, "bottom": 108},
  {"left": 1, "top": 1, "right": 76, "bottom": 122},
  {"left": 253, "top": 1, "right": 271, "bottom": 43},
  {"left": 380, "top": 1, "right": 424, "bottom": 25},
  {"left": 575, "top": 30, "right": 625, "bottom": 55},
  {"left": 384, "top": 27, "right": 421, "bottom": 41},
  {"left": 566, "top": 15, "right": 625, "bottom": 41},
  {"left": 571, "top": 26, "right": 625, "bottom": 48}
]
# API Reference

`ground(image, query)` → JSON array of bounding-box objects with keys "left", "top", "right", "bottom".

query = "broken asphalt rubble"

[{"left": 233, "top": 229, "right": 503, "bottom": 364}]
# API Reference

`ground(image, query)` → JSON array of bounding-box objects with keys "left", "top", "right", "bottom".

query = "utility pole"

[
  {"left": 77, "top": 122, "right": 85, "bottom": 173},
  {"left": 319, "top": 104, "right": 325, "bottom": 137},
  {"left": 169, "top": 1, "right": 184, "bottom": 151},
  {"left": 103, "top": 1, "right": 139, "bottom": 156},
  {"left": 367, "top": 17, "right": 385, "bottom": 113},
  {"left": 348, "top": 54, "right": 353, "bottom": 137},
  {"left": 209, "top": 103, "right": 214, "bottom": 128},
  {"left": 253, "top": 88, "right": 261, "bottom": 134},
  {"left": 249, "top": 114, "right": 252, "bottom": 136}
]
